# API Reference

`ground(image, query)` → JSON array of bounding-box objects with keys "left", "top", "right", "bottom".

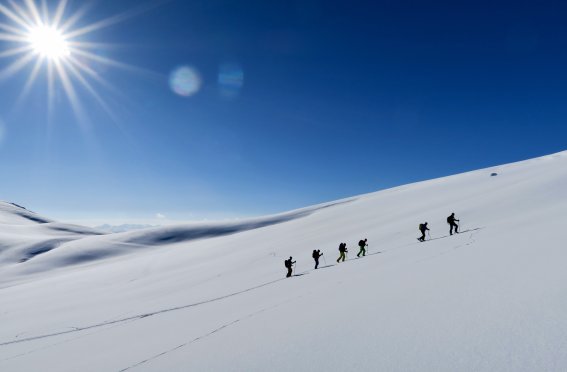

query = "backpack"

[
  {"left": 419, "top": 224, "right": 425, "bottom": 231},
  {"left": 312, "top": 250, "right": 318, "bottom": 259},
  {"left": 284, "top": 259, "right": 291, "bottom": 268},
  {"left": 358, "top": 240, "right": 365, "bottom": 247}
]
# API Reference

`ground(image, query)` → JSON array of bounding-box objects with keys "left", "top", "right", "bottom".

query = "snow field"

[{"left": 0, "top": 151, "right": 566, "bottom": 371}]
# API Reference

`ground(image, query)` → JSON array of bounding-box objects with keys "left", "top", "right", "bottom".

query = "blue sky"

[{"left": 0, "top": 0, "right": 566, "bottom": 225}]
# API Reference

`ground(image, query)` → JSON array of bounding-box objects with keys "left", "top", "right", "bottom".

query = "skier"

[
  {"left": 284, "top": 256, "right": 296, "bottom": 278},
  {"left": 357, "top": 238, "right": 368, "bottom": 257},
  {"left": 418, "top": 222, "right": 429, "bottom": 242},
  {"left": 336, "top": 243, "right": 347, "bottom": 263},
  {"left": 447, "top": 213, "right": 460, "bottom": 235},
  {"left": 312, "top": 249, "right": 323, "bottom": 269}
]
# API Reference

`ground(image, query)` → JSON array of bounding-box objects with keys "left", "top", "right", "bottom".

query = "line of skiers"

[
  {"left": 418, "top": 213, "right": 460, "bottom": 242},
  {"left": 284, "top": 238, "right": 368, "bottom": 277},
  {"left": 285, "top": 213, "right": 462, "bottom": 278}
]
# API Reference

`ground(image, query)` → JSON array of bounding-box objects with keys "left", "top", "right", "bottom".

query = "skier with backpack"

[
  {"left": 357, "top": 239, "right": 368, "bottom": 257},
  {"left": 447, "top": 213, "right": 460, "bottom": 235},
  {"left": 312, "top": 249, "right": 323, "bottom": 269},
  {"left": 336, "top": 243, "right": 347, "bottom": 263},
  {"left": 284, "top": 256, "right": 296, "bottom": 278},
  {"left": 418, "top": 222, "right": 429, "bottom": 242}
]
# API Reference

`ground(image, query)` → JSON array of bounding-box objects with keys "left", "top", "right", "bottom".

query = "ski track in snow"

[
  {"left": 0, "top": 278, "right": 286, "bottom": 347},
  {"left": 415, "top": 228, "right": 484, "bottom": 264},
  {"left": 0, "top": 319, "right": 139, "bottom": 363},
  {"left": 118, "top": 297, "right": 301, "bottom": 371},
  {"left": 418, "top": 228, "right": 483, "bottom": 243}
]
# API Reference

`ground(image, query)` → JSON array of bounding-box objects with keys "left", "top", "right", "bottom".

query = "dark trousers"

[
  {"left": 314, "top": 258, "right": 319, "bottom": 269},
  {"left": 286, "top": 267, "right": 292, "bottom": 277},
  {"left": 419, "top": 231, "right": 426, "bottom": 241},
  {"left": 357, "top": 247, "right": 366, "bottom": 257},
  {"left": 450, "top": 223, "right": 458, "bottom": 235}
]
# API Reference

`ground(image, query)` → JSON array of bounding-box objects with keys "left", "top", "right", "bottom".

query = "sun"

[
  {"left": 28, "top": 25, "right": 70, "bottom": 60},
  {"left": 0, "top": 0, "right": 152, "bottom": 121}
]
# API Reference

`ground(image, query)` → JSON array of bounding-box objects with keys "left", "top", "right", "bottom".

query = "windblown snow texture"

[{"left": 0, "top": 151, "right": 566, "bottom": 371}]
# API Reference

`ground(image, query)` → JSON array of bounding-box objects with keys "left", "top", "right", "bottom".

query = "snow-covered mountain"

[{"left": 0, "top": 151, "right": 566, "bottom": 371}]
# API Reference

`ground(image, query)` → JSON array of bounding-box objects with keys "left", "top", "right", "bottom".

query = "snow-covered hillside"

[
  {"left": 1, "top": 151, "right": 566, "bottom": 371},
  {"left": 0, "top": 202, "right": 103, "bottom": 268}
]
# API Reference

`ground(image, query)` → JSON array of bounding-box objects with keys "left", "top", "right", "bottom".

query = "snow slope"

[
  {"left": 0, "top": 151, "right": 566, "bottom": 371},
  {"left": 0, "top": 202, "right": 103, "bottom": 267}
]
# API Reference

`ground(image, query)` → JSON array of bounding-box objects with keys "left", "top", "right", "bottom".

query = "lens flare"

[
  {"left": 218, "top": 63, "right": 243, "bottom": 98},
  {"left": 169, "top": 66, "right": 202, "bottom": 97}
]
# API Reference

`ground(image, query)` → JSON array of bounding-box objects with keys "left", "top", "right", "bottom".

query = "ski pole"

[
  {"left": 427, "top": 230, "right": 431, "bottom": 240},
  {"left": 323, "top": 254, "right": 327, "bottom": 266}
]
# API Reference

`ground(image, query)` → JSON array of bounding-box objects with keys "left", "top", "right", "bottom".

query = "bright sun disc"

[
  {"left": 28, "top": 25, "right": 70, "bottom": 60},
  {"left": 0, "top": 0, "right": 148, "bottom": 122}
]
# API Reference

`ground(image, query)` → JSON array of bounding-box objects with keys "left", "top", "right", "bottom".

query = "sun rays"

[{"left": 0, "top": 0, "right": 155, "bottom": 122}]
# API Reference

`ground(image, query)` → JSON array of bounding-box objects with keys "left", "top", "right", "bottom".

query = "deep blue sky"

[{"left": 0, "top": 0, "right": 566, "bottom": 224}]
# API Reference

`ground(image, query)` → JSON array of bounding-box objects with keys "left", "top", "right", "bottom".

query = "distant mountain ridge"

[{"left": 95, "top": 224, "right": 158, "bottom": 233}]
